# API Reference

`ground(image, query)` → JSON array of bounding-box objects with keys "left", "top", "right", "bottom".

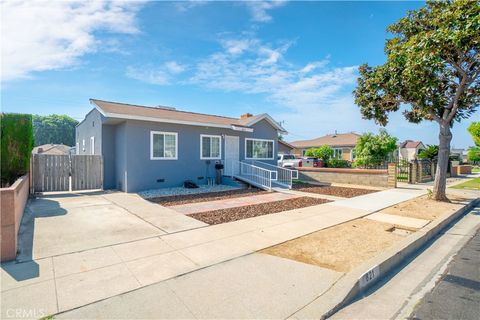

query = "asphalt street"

[{"left": 410, "top": 227, "right": 480, "bottom": 320}]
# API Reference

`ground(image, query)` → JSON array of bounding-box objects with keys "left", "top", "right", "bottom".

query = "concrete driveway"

[{"left": 16, "top": 191, "right": 207, "bottom": 261}]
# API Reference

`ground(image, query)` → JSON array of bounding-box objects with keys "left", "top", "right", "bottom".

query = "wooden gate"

[
  {"left": 71, "top": 155, "right": 103, "bottom": 191},
  {"left": 32, "top": 154, "right": 103, "bottom": 193}
]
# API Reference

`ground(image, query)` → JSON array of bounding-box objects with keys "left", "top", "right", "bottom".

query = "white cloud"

[
  {"left": 126, "top": 61, "right": 187, "bottom": 85},
  {"left": 174, "top": 0, "right": 208, "bottom": 12},
  {"left": 1, "top": 1, "right": 143, "bottom": 81},
  {"left": 164, "top": 61, "right": 187, "bottom": 74},
  {"left": 189, "top": 36, "right": 357, "bottom": 110},
  {"left": 244, "top": 1, "right": 287, "bottom": 23}
]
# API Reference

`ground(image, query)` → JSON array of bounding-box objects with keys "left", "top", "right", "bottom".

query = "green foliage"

[
  {"left": 326, "top": 159, "right": 349, "bottom": 168},
  {"left": 418, "top": 145, "right": 439, "bottom": 161},
  {"left": 353, "top": 129, "right": 398, "bottom": 167},
  {"left": 467, "top": 146, "right": 480, "bottom": 163},
  {"left": 33, "top": 114, "right": 79, "bottom": 147},
  {"left": 468, "top": 122, "right": 480, "bottom": 146},
  {"left": 354, "top": 1, "right": 479, "bottom": 127},
  {"left": 304, "top": 145, "right": 334, "bottom": 161},
  {"left": 1, "top": 113, "right": 34, "bottom": 186}
]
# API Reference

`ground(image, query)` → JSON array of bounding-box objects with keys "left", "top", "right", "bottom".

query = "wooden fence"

[{"left": 32, "top": 154, "right": 103, "bottom": 193}]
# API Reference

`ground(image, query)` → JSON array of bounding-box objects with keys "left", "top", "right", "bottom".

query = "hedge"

[{"left": 1, "top": 113, "right": 34, "bottom": 187}]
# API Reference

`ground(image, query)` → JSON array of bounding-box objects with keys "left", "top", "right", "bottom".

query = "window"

[
  {"left": 201, "top": 135, "right": 221, "bottom": 159},
  {"left": 150, "top": 131, "right": 178, "bottom": 160},
  {"left": 76, "top": 142, "right": 79, "bottom": 155},
  {"left": 90, "top": 136, "right": 95, "bottom": 154},
  {"left": 334, "top": 148, "right": 343, "bottom": 159},
  {"left": 82, "top": 139, "right": 85, "bottom": 152},
  {"left": 245, "top": 138, "right": 274, "bottom": 160}
]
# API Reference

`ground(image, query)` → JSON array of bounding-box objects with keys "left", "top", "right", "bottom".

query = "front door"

[{"left": 225, "top": 135, "right": 240, "bottom": 176}]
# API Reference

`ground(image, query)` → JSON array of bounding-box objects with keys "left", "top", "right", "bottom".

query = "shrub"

[
  {"left": 304, "top": 145, "right": 334, "bottom": 161},
  {"left": 326, "top": 159, "right": 349, "bottom": 168},
  {"left": 1, "top": 113, "right": 34, "bottom": 187},
  {"left": 354, "top": 129, "right": 397, "bottom": 167}
]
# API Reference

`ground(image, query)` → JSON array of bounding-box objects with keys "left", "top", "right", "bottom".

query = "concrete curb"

[
  {"left": 290, "top": 196, "right": 479, "bottom": 319},
  {"left": 320, "top": 197, "right": 480, "bottom": 319}
]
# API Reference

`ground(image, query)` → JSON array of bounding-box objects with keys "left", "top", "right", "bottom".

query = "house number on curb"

[{"left": 359, "top": 265, "right": 380, "bottom": 288}]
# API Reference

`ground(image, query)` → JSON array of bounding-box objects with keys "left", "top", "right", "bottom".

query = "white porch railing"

[
  {"left": 229, "top": 160, "right": 275, "bottom": 190},
  {"left": 251, "top": 161, "right": 299, "bottom": 189}
]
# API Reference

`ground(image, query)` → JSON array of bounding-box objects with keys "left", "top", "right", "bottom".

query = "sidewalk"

[{"left": 2, "top": 186, "right": 429, "bottom": 318}]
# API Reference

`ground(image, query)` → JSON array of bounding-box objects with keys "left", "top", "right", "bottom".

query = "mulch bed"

[
  {"left": 292, "top": 182, "right": 378, "bottom": 198},
  {"left": 190, "top": 197, "right": 331, "bottom": 225},
  {"left": 149, "top": 188, "right": 268, "bottom": 206}
]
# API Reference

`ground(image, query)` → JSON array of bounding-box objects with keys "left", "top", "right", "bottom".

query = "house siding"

[
  {"left": 76, "top": 109, "right": 103, "bottom": 155},
  {"left": 119, "top": 118, "right": 278, "bottom": 192}
]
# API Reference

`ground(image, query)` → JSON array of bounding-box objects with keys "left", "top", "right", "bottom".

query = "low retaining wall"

[
  {"left": 457, "top": 165, "right": 472, "bottom": 175},
  {"left": 298, "top": 167, "right": 389, "bottom": 188},
  {"left": 1, "top": 175, "right": 29, "bottom": 261}
]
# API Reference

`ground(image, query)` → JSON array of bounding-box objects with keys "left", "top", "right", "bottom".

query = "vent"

[
  {"left": 157, "top": 178, "right": 165, "bottom": 183},
  {"left": 154, "top": 105, "right": 176, "bottom": 111}
]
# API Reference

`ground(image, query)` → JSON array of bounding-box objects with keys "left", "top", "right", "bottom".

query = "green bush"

[
  {"left": 304, "top": 145, "right": 334, "bottom": 161},
  {"left": 326, "top": 159, "right": 349, "bottom": 168},
  {"left": 1, "top": 113, "right": 34, "bottom": 187}
]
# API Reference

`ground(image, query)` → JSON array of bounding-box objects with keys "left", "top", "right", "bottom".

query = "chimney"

[{"left": 240, "top": 113, "right": 253, "bottom": 120}]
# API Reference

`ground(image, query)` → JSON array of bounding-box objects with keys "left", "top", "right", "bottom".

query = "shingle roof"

[
  {"left": 399, "top": 140, "right": 423, "bottom": 148},
  {"left": 90, "top": 99, "right": 286, "bottom": 132},
  {"left": 290, "top": 133, "right": 360, "bottom": 148},
  {"left": 32, "top": 144, "right": 70, "bottom": 155},
  {"left": 278, "top": 140, "right": 295, "bottom": 149}
]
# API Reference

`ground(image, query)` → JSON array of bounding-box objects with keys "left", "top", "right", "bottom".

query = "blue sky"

[{"left": 1, "top": 1, "right": 476, "bottom": 148}]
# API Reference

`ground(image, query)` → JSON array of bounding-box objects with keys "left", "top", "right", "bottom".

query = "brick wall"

[
  {"left": 298, "top": 167, "right": 389, "bottom": 188},
  {"left": 1, "top": 175, "right": 29, "bottom": 261}
]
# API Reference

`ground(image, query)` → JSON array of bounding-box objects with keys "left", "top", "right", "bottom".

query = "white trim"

[
  {"left": 82, "top": 139, "right": 85, "bottom": 152},
  {"left": 200, "top": 134, "right": 222, "bottom": 160},
  {"left": 231, "top": 125, "right": 254, "bottom": 132},
  {"left": 245, "top": 138, "right": 275, "bottom": 160},
  {"left": 150, "top": 131, "right": 178, "bottom": 160},
  {"left": 76, "top": 142, "right": 79, "bottom": 155},
  {"left": 243, "top": 114, "right": 287, "bottom": 133},
  {"left": 90, "top": 136, "right": 95, "bottom": 155}
]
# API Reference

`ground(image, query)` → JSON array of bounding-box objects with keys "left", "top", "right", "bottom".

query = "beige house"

[
  {"left": 278, "top": 140, "right": 295, "bottom": 155},
  {"left": 290, "top": 132, "right": 360, "bottom": 160},
  {"left": 32, "top": 144, "right": 71, "bottom": 155},
  {"left": 398, "top": 140, "right": 426, "bottom": 161}
]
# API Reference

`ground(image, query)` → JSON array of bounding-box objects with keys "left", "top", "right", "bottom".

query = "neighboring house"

[
  {"left": 32, "top": 144, "right": 71, "bottom": 155},
  {"left": 451, "top": 148, "right": 467, "bottom": 162},
  {"left": 76, "top": 99, "right": 287, "bottom": 192},
  {"left": 290, "top": 132, "right": 360, "bottom": 160},
  {"left": 398, "top": 140, "right": 426, "bottom": 161},
  {"left": 278, "top": 140, "right": 295, "bottom": 155}
]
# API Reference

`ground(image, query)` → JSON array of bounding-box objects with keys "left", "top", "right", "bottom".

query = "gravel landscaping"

[
  {"left": 139, "top": 184, "right": 241, "bottom": 199},
  {"left": 189, "top": 197, "right": 331, "bottom": 225},
  {"left": 149, "top": 187, "right": 267, "bottom": 206},
  {"left": 292, "top": 182, "right": 378, "bottom": 198}
]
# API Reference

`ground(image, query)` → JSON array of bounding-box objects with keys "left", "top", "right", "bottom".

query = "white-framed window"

[
  {"left": 90, "top": 136, "right": 95, "bottom": 154},
  {"left": 334, "top": 148, "right": 343, "bottom": 159},
  {"left": 76, "top": 142, "right": 79, "bottom": 155},
  {"left": 200, "top": 135, "right": 221, "bottom": 159},
  {"left": 82, "top": 139, "right": 85, "bottom": 152},
  {"left": 245, "top": 138, "right": 274, "bottom": 160},
  {"left": 150, "top": 131, "right": 178, "bottom": 160}
]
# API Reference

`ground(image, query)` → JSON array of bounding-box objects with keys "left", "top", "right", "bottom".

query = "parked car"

[
  {"left": 302, "top": 157, "right": 320, "bottom": 167},
  {"left": 277, "top": 154, "right": 302, "bottom": 168}
]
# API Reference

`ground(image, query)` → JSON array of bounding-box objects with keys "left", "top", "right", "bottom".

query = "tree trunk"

[{"left": 433, "top": 121, "right": 452, "bottom": 201}]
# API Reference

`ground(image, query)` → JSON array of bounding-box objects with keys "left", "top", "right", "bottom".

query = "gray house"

[{"left": 76, "top": 99, "right": 287, "bottom": 192}]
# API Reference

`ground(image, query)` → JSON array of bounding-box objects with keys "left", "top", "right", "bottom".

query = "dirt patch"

[
  {"left": 149, "top": 188, "right": 267, "bottom": 206},
  {"left": 379, "top": 195, "right": 466, "bottom": 220},
  {"left": 190, "top": 197, "right": 331, "bottom": 225},
  {"left": 261, "top": 219, "right": 404, "bottom": 272},
  {"left": 293, "top": 182, "right": 378, "bottom": 198}
]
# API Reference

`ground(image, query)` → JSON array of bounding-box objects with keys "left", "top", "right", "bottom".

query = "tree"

[
  {"left": 467, "top": 121, "right": 480, "bottom": 146},
  {"left": 353, "top": 129, "right": 398, "bottom": 167},
  {"left": 467, "top": 147, "right": 480, "bottom": 163},
  {"left": 418, "top": 145, "right": 439, "bottom": 161},
  {"left": 33, "top": 114, "right": 79, "bottom": 147},
  {"left": 354, "top": 1, "right": 479, "bottom": 200},
  {"left": 1, "top": 114, "right": 34, "bottom": 187},
  {"left": 304, "top": 145, "right": 334, "bottom": 161}
]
